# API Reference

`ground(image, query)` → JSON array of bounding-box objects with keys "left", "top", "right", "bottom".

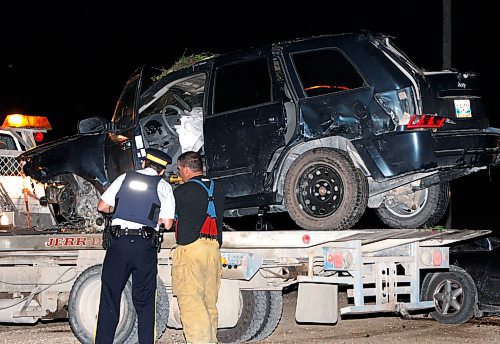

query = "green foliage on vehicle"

[{"left": 152, "top": 53, "right": 215, "bottom": 81}]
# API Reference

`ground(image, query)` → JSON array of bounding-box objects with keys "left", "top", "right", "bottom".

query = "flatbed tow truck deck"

[
  {"left": 0, "top": 228, "right": 491, "bottom": 343},
  {"left": 0, "top": 227, "right": 489, "bottom": 248}
]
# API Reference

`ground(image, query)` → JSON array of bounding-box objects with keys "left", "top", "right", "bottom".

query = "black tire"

[
  {"left": 422, "top": 269, "right": 477, "bottom": 324},
  {"left": 154, "top": 278, "right": 169, "bottom": 341},
  {"left": 375, "top": 182, "right": 450, "bottom": 229},
  {"left": 68, "top": 265, "right": 169, "bottom": 344},
  {"left": 68, "top": 265, "right": 136, "bottom": 344},
  {"left": 218, "top": 290, "right": 269, "bottom": 343},
  {"left": 122, "top": 276, "right": 169, "bottom": 344},
  {"left": 284, "top": 148, "right": 368, "bottom": 230},
  {"left": 251, "top": 291, "right": 283, "bottom": 342}
]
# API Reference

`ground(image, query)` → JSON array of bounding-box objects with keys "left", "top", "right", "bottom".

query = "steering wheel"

[
  {"left": 172, "top": 93, "right": 192, "bottom": 112},
  {"left": 141, "top": 117, "right": 164, "bottom": 148},
  {"left": 161, "top": 105, "right": 185, "bottom": 138}
]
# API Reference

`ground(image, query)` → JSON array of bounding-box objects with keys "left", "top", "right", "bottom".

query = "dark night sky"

[
  {"left": 1, "top": 0, "right": 498, "bottom": 229},
  {"left": 1, "top": 1, "right": 497, "bottom": 136}
]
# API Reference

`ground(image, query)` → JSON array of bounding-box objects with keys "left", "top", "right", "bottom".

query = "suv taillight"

[
  {"left": 374, "top": 87, "right": 415, "bottom": 126},
  {"left": 406, "top": 114, "right": 446, "bottom": 129}
]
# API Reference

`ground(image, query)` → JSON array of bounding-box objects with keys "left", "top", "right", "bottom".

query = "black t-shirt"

[{"left": 173, "top": 175, "right": 225, "bottom": 246}]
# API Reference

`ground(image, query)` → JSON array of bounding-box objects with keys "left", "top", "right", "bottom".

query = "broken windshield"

[{"left": 139, "top": 74, "right": 206, "bottom": 118}]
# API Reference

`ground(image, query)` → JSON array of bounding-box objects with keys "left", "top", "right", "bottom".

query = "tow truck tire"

[
  {"left": 68, "top": 265, "right": 169, "bottom": 344},
  {"left": 122, "top": 276, "right": 169, "bottom": 344},
  {"left": 375, "top": 182, "right": 450, "bottom": 229},
  {"left": 422, "top": 268, "right": 477, "bottom": 324},
  {"left": 154, "top": 278, "right": 170, "bottom": 341},
  {"left": 218, "top": 290, "right": 269, "bottom": 343},
  {"left": 284, "top": 148, "right": 368, "bottom": 230},
  {"left": 251, "top": 291, "right": 283, "bottom": 342},
  {"left": 68, "top": 265, "right": 136, "bottom": 344}
]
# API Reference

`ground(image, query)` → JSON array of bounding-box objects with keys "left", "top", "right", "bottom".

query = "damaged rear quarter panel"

[{"left": 298, "top": 91, "right": 368, "bottom": 139}]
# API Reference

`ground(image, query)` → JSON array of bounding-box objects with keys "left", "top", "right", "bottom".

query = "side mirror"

[{"left": 77, "top": 116, "right": 111, "bottom": 134}]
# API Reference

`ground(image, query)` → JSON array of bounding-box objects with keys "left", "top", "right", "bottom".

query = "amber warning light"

[{"left": 1, "top": 114, "right": 52, "bottom": 131}]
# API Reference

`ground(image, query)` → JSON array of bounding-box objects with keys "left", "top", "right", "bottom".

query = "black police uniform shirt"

[{"left": 174, "top": 175, "right": 224, "bottom": 246}]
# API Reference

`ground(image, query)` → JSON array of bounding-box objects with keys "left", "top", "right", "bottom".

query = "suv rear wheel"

[
  {"left": 284, "top": 148, "right": 368, "bottom": 230},
  {"left": 375, "top": 182, "right": 450, "bottom": 228}
]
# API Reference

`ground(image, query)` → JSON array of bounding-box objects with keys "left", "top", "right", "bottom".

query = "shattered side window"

[
  {"left": 213, "top": 58, "right": 271, "bottom": 113},
  {"left": 112, "top": 73, "right": 141, "bottom": 131},
  {"left": 113, "top": 85, "right": 136, "bottom": 130},
  {"left": 292, "top": 49, "right": 365, "bottom": 98}
]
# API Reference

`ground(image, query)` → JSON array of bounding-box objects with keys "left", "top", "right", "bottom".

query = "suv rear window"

[
  {"left": 214, "top": 58, "right": 271, "bottom": 113},
  {"left": 293, "top": 49, "right": 365, "bottom": 97}
]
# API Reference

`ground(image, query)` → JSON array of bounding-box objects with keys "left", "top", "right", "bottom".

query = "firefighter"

[
  {"left": 172, "top": 151, "right": 224, "bottom": 344},
  {"left": 94, "top": 148, "right": 175, "bottom": 344}
]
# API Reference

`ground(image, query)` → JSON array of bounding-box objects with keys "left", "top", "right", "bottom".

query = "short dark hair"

[{"left": 177, "top": 151, "right": 203, "bottom": 172}]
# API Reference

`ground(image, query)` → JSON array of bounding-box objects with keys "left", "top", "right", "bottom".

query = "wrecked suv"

[{"left": 19, "top": 32, "right": 500, "bottom": 231}]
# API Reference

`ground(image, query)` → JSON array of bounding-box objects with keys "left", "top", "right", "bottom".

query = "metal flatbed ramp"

[
  {"left": 0, "top": 228, "right": 491, "bottom": 252},
  {"left": 221, "top": 229, "right": 491, "bottom": 250},
  {"left": 360, "top": 229, "right": 491, "bottom": 253}
]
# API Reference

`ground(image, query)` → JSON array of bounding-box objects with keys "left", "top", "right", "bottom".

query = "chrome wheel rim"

[{"left": 433, "top": 278, "right": 464, "bottom": 316}]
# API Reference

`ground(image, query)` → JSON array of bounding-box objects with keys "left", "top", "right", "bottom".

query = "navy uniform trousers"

[{"left": 95, "top": 235, "right": 157, "bottom": 344}]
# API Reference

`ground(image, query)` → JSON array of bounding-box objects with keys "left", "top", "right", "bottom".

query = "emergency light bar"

[{"left": 1, "top": 114, "right": 52, "bottom": 131}]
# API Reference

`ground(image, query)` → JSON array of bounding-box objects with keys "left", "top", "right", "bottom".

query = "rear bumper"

[{"left": 367, "top": 128, "right": 500, "bottom": 178}]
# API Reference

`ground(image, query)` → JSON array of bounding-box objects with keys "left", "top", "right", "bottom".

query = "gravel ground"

[{"left": 1, "top": 290, "right": 500, "bottom": 343}]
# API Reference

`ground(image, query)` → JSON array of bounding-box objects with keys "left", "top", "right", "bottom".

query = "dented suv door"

[{"left": 204, "top": 49, "right": 286, "bottom": 206}]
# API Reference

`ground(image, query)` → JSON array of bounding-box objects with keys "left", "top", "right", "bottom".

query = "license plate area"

[{"left": 454, "top": 99, "right": 472, "bottom": 118}]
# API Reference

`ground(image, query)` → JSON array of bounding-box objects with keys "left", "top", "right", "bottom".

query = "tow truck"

[
  {"left": 0, "top": 228, "right": 492, "bottom": 343},
  {"left": 0, "top": 114, "right": 54, "bottom": 230},
  {"left": 0, "top": 114, "right": 493, "bottom": 343}
]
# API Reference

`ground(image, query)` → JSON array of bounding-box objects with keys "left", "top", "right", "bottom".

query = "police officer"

[
  {"left": 172, "top": 151, "right": 224, "bottom": 344},
  {"left": 95, "top": 148, "right": 175, "bottom": 344}
]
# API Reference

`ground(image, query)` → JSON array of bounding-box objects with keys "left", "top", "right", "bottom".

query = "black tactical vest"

[{"left": 112, "top": 171, "right": 162, "bottom": 228}]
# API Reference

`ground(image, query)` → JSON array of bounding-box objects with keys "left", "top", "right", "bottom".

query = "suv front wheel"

[{"left": 283, "top": 148, "right": 368, "bottom": 230}]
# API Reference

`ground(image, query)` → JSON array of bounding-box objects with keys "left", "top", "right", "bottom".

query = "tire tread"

[{"left": 284, "top": 148, "right": 368, "bottom": 230}]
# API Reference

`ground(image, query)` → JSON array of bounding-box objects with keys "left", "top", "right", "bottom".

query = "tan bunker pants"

[{"left": 172, "top": 238, "right": 221, "bottom": 343}]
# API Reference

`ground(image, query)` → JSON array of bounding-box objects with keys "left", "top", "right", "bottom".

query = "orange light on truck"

[{"left": 2, "top": 114, "right": 52, "bottom": 130}]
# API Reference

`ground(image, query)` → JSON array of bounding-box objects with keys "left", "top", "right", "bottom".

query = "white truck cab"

[{"left": 0, "top": 114, "right": 55, "bottom": 229}]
